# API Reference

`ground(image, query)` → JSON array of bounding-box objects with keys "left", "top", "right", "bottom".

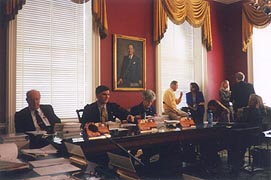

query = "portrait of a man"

[
  {"left": 113, "top": 34, "right": 146, "bottom": 91},
  {"left": 118, "top": 44, "right": 142, "bottom": 87}
]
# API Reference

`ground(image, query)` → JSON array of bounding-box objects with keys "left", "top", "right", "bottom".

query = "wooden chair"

[{"left": 76, "top": 109, "right": 84, "bottom": 123}]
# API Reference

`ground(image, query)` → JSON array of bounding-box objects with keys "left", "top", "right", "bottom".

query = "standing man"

[
  {"left": 81, "top": 85, "right": 134, "bottom": 127},
  {"left": 163, "top": 80, "right": 187, "bottom": 119},
  {"left": 15, "top": 89, "right": 61, "bottom": 133},
  {"left": 117, "top": 44, "right": 142, "bottom": 88},
  {"left": 231, "top": 72, "right": 255, "bottom": 114}
]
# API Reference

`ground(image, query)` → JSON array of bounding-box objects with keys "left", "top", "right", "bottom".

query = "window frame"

[
  {"left": 6, "top": 2, "right": 100, "bottom": 133},
  {"left": 155, "top": 22, "right": 208, "bottom": 114}
]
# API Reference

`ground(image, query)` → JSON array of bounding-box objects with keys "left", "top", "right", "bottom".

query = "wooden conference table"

[
  {"left": 61, "top": 123, "right": 260, "bottom": 164},
  {"left": 0, "top": 123, "right": 260, "bottom": 180}
]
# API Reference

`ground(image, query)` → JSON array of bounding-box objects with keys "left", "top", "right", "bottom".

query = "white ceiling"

[{"left": 213, "top": 0, "right": 243, "bottom": 5}]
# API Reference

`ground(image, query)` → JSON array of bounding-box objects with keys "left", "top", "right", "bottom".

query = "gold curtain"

[
  {"left": 92, "top": 0, "right": 108, "bottom": 39},
  {"left": 242, "top": 2, "right": 271, "bottom": 52},
  {"left": 4, "top": 0, "right": 25, "bottom": 22},
  {"left": 154, "top": 0, "right": 212, "bottom": 51},
  {"left": 153, "top": 0, "right": 168, "bottom": 44}
]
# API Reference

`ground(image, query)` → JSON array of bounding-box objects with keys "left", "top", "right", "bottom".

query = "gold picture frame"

[{"left": 113, "top": 34, "right": 146, "bottom": 91}]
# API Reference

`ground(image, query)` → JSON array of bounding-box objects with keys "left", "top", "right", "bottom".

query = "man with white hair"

[
  {"left": 163, "top": 80, "right": 187, "bottom": 119},
  {"left": 131, "top": 89, "right": 157, "bottom": 119},
  {"left": 15, "top": 89, "right": 60, "bottom": 133}
]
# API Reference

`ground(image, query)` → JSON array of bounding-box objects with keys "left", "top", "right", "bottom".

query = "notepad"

[
  {"left": 33, "top": 163, "right": 80, "bottom": 176},
  {"left": 21, "top": 144, "right": 57, "bottom": 157},
  {"left": 29, "top": 157, "right": 70, "bottom": 168}
]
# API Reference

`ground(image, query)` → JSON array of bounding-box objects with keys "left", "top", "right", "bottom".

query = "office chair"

[
  {"left": 243, "top": 132, "right": 265, "bottom": 173},
  {"left": 76, "top": 109, "right": 84, "bottom": 123}
]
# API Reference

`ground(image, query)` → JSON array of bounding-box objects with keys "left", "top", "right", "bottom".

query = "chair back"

[{"left": 76, "top": 109, "right": 84, "bottom": 123}]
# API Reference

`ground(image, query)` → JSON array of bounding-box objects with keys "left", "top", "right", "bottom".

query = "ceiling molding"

[{"left": 213, "top": 0, "right": 243, "bottom": 5}]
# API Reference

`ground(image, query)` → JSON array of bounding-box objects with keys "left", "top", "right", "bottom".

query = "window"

[
  {"left": 159, "top": 21, "right": 205, "bottom": 112},
  {"left": 253, "top": 26, "right": 271, "bottom": 106},
  {"left": 16, "top": 0, "right": 92, "bottom": 119}
]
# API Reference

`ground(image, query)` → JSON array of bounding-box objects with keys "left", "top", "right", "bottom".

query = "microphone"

[
  {"left": 86, "top": 123, "right": 145, "bottom": 166},
  {"left": 88, "top": 123, "right": 99, "bottom": 132}
]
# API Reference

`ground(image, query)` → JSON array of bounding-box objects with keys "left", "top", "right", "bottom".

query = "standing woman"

[
  {"left": 186, "top": 82, "right": 205, "bottom": 127},
  {"left": 219, "top": 80, "right": 234, "bottom": 121}
]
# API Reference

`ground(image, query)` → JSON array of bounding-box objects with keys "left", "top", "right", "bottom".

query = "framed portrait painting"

[{"left": 113, "top": 34, "right": 146, "bottom": 91}]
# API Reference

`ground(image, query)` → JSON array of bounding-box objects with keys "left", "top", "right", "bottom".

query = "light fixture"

[
  {"left": 250, "top": 0, "right": 271, "bottom": 15},
  {"left": 71, "top": 0, "right": 90, "bottom": 4}
]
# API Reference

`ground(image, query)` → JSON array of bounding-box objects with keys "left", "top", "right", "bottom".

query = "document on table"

[
  {"left": 25, "top": 130, "right": 47, "bottom": 136},
  {"left": 0, "top": 143, "right": 29, "bottom": 171},
  {"left": 25, "top": 174, "right": 79, "bottom": 180},
  {"left": 0, "top": 143, "right": 19, "bottom": 162},
  {"left": 29, "top": 157, "right": 70, "bottom": 168},
  {"left": 33, "top": 163, "right": 81, "bottom": 176},
  {"left": 21, "top": 144, "right": 58, "bottom": 155}
]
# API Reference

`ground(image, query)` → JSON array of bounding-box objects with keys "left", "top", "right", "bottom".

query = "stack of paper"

[
  {"left": 0, "top": 133, "right": 29, "bottom": 149},
  {"left": 25, "top": 174, "right": 80, "bottom": 180},
  {"left": 21, "top": 144, "right": 58, "bottom": 158},
  {"left": 29, "top": 157, "right": 81, "bottom": 176},
  {"left": 54, "top": 123, "right": 81, "bottom": 139},
  {"left": 0, "top": 143, "right": 29, "bottom": 172}
]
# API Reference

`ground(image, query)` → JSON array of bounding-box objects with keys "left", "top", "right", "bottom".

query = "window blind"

[
  {"left": 160, "top": 21, "right": 196, "bottom": 109},
  {"left": 16, "top": 0, "right": 92, "bottom": 119},
  {"left": 253, "top": 27, "right": 271, "bottom": 106}
]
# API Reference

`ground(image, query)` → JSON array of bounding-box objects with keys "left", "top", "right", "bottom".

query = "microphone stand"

[{"left": 97, "top": 130, "right": 145, "bottom": 166}]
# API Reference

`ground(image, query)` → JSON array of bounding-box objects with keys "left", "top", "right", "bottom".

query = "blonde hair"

[{"left": 220, "top": 80, "right": 230, "bottom": 91}]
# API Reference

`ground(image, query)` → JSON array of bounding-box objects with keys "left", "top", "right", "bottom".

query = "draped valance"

[
  {"left": 154, "top": 0, "right": 212, "bottom": 51},
  {"left": 2, "top": 0, "right": 108, "bottom": 39},
  {"left": 242, "top": 2, "right": 271, "bottom": 52},
  {"left": 3, "top": 0, "right": 25, "bottom": 22}
]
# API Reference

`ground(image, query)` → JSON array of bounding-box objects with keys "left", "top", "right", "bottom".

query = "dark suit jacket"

[
  {"left": 231, "top": 81, "right": 255, "bottom": 111},
  {"left": 15, "top": 105, "right": 61, "bottom": 133},
  {"left": 119, "top": 55, "right": 142, "bottom": 86},
  {"left": 186, "top": 91, "right": 205, "bottom": 116},
  {"left": 130, "top": 102, "right": 156, "bottom": 119},
  {"left": 81, "top": 102, "right": 130, "bottom": 126}
]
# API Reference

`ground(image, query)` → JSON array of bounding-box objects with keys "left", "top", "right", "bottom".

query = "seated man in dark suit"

[
  {"left": 131, "top": 89, "right": 156, "bottom": 119},
  {"left": 15, "top": 89, "right": 61, "bottom": 133},
  {"left": 81, "top": 85, "right": 134, "bottom": 127}
]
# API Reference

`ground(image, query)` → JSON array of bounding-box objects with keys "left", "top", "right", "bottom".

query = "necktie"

[
  {"left": 35, "top": 110, "right": 46, "bottom": 130},
  {"left": 101, "top": 106, "right": 107, "bottom": 123}
]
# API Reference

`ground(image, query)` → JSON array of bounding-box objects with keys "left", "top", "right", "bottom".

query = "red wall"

[
  {"left": 206, "top": 1, "right": 227, "bottom": 100},
  {"left": 224, "top": 2, "right": 248, "bottom": 85},
  {"left": 206, "top": 1, "right": 248, "bottom": 100},
  {"left": 101, "top": 0, "right": 155, "bottom": 109}
]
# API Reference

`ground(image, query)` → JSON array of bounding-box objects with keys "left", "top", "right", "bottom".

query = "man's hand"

[
  {"left": 118, "top": 78, "right": 123, "bottom": 85},
  {"left": 179, "top": 91, "right": 183, "bottom": 99},
  {"left": 127, "top": 115, "right": 135, "bottom": 123}
]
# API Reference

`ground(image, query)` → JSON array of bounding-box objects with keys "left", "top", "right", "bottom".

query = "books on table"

[
  {"left": 54, "top": 122, "right": 81, "bottom": 139},
  {"left": 0, "top": 133, "right": 29, "bottom": 149}
]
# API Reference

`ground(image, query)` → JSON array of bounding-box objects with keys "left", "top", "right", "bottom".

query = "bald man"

[{"left": 15, "top": 89, "right": 60, "bottom": 133}]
